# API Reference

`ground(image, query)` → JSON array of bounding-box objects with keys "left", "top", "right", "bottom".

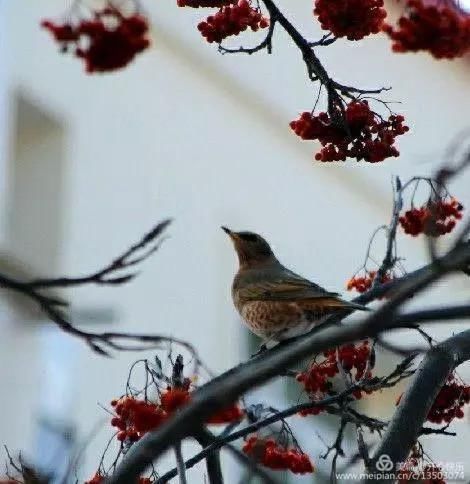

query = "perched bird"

[{"left": 222, "top": 227, "right": 368, "bottom": 345}]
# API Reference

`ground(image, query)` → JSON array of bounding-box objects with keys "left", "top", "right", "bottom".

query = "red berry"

[
  {"left": 290, "top": 101, "right": 408, "bottom": 163},
  {"left": 197, "top": 0, "right": 269, "bottom": 43},
  {"left": 314, "top": 0, "right": 387, "bottom": 41},
  {"left": 383, "top": 0, "right": 470, "bottom": 59},
  {"left": 41, "top": 6, "right": 150, "bottom": 73}
]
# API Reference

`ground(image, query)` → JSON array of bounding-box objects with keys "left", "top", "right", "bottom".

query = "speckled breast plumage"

[{"left": 234, "top": 296, "right": 331, "bottom": 340}]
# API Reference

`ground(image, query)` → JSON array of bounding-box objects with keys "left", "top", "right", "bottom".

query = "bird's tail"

[
  {"left": 344, "top": 300, "right": 371, "bottom": 311},
  {"left": 323, "top": 297, "right": 371, "bottom": 312}
]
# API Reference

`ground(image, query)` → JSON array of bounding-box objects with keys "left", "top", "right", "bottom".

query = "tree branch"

[
  {"left": 193, "top": 429, "right": 224, "bottom": 484},
  {"left": 174, "top": 441, "right": 187, "bottom": 484},
  {"left": 223, "top": 444, "right": 279, "bottom": 484},
  {"left": 368, "top": 329, "right": 470, "bottom": 482},
  {"left": 220, "top": 0, "right": 389, "bottom": 123},
  {"left": 219, "top": 17, "right": 276, "bottom": 55},
  {"left": 0, "top": 220, "right": 172, "bottom": 354},
  {"left": 5, "top": 219, "right": 172, "bottom": 289},
  {"left": 395, "top": 304, "right": 470, "bottom": 325},
  {"left": 373, "top": 176, "right": 402, "bottom": 288},
  {"left": 106, "top": 240, "right": 470, "bottom": 484}
]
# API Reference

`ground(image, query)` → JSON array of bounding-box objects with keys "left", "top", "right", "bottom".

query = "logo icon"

[{"left": 376, "top": 454, "right": 394, "bottom": 472}]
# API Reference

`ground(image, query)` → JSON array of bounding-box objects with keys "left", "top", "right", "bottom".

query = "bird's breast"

[{"left": 238, "top": 300, "right": 304, "bottom": 332}]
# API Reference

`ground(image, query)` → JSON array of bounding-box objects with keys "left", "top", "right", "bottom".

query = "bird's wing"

[{"left": 237, "top": 274, "right": 340, "bottom": 302}]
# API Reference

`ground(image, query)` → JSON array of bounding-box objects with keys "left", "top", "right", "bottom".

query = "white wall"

[{"left": 0, "top": 0, "right": 469, "bottom": 481}]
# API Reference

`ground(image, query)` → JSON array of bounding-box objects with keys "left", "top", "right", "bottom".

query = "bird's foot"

[{"left": 251, "top": 344, "right": 267, "bottom": 358}]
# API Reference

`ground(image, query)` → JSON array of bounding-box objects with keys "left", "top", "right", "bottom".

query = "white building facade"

[{"left": 0, "top": 0, "right": 469, "bottom": 481}]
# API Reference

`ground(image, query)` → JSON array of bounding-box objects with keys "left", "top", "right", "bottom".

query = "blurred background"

[{"left": 0, "top": 0, "right": 469, "bottom": 482}]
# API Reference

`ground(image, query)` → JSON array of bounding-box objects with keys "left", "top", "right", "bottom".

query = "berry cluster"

[
  {"left": 110, "top": 385, "right": 195, "bottom": 443},
  {"left": 427, "top": 374, "right": 470, "bottom": 424},
  {"left": 160, "top": 386, "right": 192, "bottom": 412},
  {"left": 111, "top": 387, "right": 243, "bottom": 443},
  {"left": 399, "top": 198, "right": 464, "bottom": 237},
  {"left": 297, "top": 341, "right": 372, "bottom": 415},
  {"left": 325, "top": 342, "right": 372, "bottom": 380},
  {"left": 383, "top": 0, "right": 470, "bottom": 59},
  {"left": 242, "top": 436, "right": 314, "bottom": 474},
  {"left": 85, "top": 473, "right": 153, "bottom": 484},
  {"left": 111, "top": 396, "right": 168, "bottom": 443},
  {"left": 41, "top": 5, "right": 150, "bottom": 73},
  {"left": 177, "top": 0, "right": 234, "bottom": 6},
  {"left": 197, "top": 0, "right": 269, "bottom": 43},
  {"left": 396, "top": 374, "right": 470, "bottom": 424},
  {"left": 314, "top": 0, "right": 387, "bottom": 41},
  {"left": 347, "top": 270, "right": 392, "bottom": 294},
  {"left": 290, "top": 101, "right": 409, "bottom": 162},
  {"left": 160, "top": 386, "right": 243, "bottom": 424},
  {"left": 347, "top": 269, "right": 394, "bottom": 300}
]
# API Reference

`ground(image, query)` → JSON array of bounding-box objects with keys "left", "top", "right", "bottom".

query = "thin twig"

[
  {"left": 373, "top": 176, "right": 402, "bottom": 288},
  {"left": 174, "top": 442, "right": 187, "bottom": 484},
  {"left": 193, "top": 429, "right": 224, "bottom": 484},
  {"left": 0, "top": 220, "right": 173, "bottom": 354}
]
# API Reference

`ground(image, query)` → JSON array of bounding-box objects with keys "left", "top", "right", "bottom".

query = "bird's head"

[{"left": 221, "top": 227, "right": 276, "bottom": 268}]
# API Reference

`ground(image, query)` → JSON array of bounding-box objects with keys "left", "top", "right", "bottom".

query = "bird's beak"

[{"left": 221, "top": 226, "right": 238, "bottom": 241}]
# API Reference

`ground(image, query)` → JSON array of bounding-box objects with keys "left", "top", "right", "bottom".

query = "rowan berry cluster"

[
  {"left": 177, "top": 0, "right": 234, "bottom": 6},
  {"left": 85, "top": 473, "right": 153, "bottom": 484},
  {"left": 426, "top": 373, "right": 470, "bottom": 424},
  {"left": 161, "top": 385, "right": 244, "bottom": 423},
  {"left": 314, "top": 0, "right": 387, "bottom": 40},
  {"left": 111, "top": 396, "right": 168, "bottom": 442},
  {"left": 160, "top": 386, "right": 192, "bottom": 412},
  {"left": 297, "top": 341, "right": 372, "bottom": 415},
  {"left": 396, "top": 374, "right": 470, "bottom": 425},
  {"left": 399, "top": 198, "right": 464, "bottom": 237},
  {"left": 197, "top": 0, "right": 269, "bottom": 43},
  {"left": 383, "top": 0, "right": 470, "bottom": 59},
  {"left": 325, "top": 341, "right": 372, "bottom": 380},
  {"left": 110, "top": 382, "right": 244, "bottom": 446},
  {"left": 347, "top": 270, "right": 392, "bottom": 294},
  {"left": 290, "top": 101, "right": 409, "bottom": 162},
  {"left": 242, "top": 436, "right": 314, "bottom": 474},
  {"left": 41, "top": 5, "right": 150, "bottom": 73}
]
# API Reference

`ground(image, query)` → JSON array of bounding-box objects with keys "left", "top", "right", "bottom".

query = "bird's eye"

[{"left": 239, "top": 233, "right": 258, "bottom": 242}]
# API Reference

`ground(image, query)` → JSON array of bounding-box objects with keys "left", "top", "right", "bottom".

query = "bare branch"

[
  {"left": 373, "top": 176, "right": 402, "bottom": 288},
  {"left": 368, "top": 329, "right": 470, "bottom": 482},
  {"left": 0, "top": 220, "right": 172, "bottom": 354},
  {"left": 323, "top": 414, "right": 347, "bottom": 483},
  {"left": 174, "top": 441, "right": 187, "bottom": 484},
  {"left": 395, "top": 304, "right": 470, "bottom": 325},
  {"left": 26, "top": 219, "right": 171, "bottom": 288},
  {"left": 356, "top": 426, "right": 371, "bottom": 467},
  {"left": 219, "top": 18, "right": 276, "bottom": 55},
  {"left": 193, "top": 429, "right": 224, "bottom": 484},
  {"left": 223, "top": 444, "right": 279, "bottom": 484}
]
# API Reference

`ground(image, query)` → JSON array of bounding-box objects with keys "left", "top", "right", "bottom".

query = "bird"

[{"left": 222, "top": 227, "right": 369, "bottom": 346}]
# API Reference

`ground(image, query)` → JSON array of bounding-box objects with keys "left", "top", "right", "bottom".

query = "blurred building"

[{"left": 0, "top": 0, "right": 469, "bottom": 482}]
